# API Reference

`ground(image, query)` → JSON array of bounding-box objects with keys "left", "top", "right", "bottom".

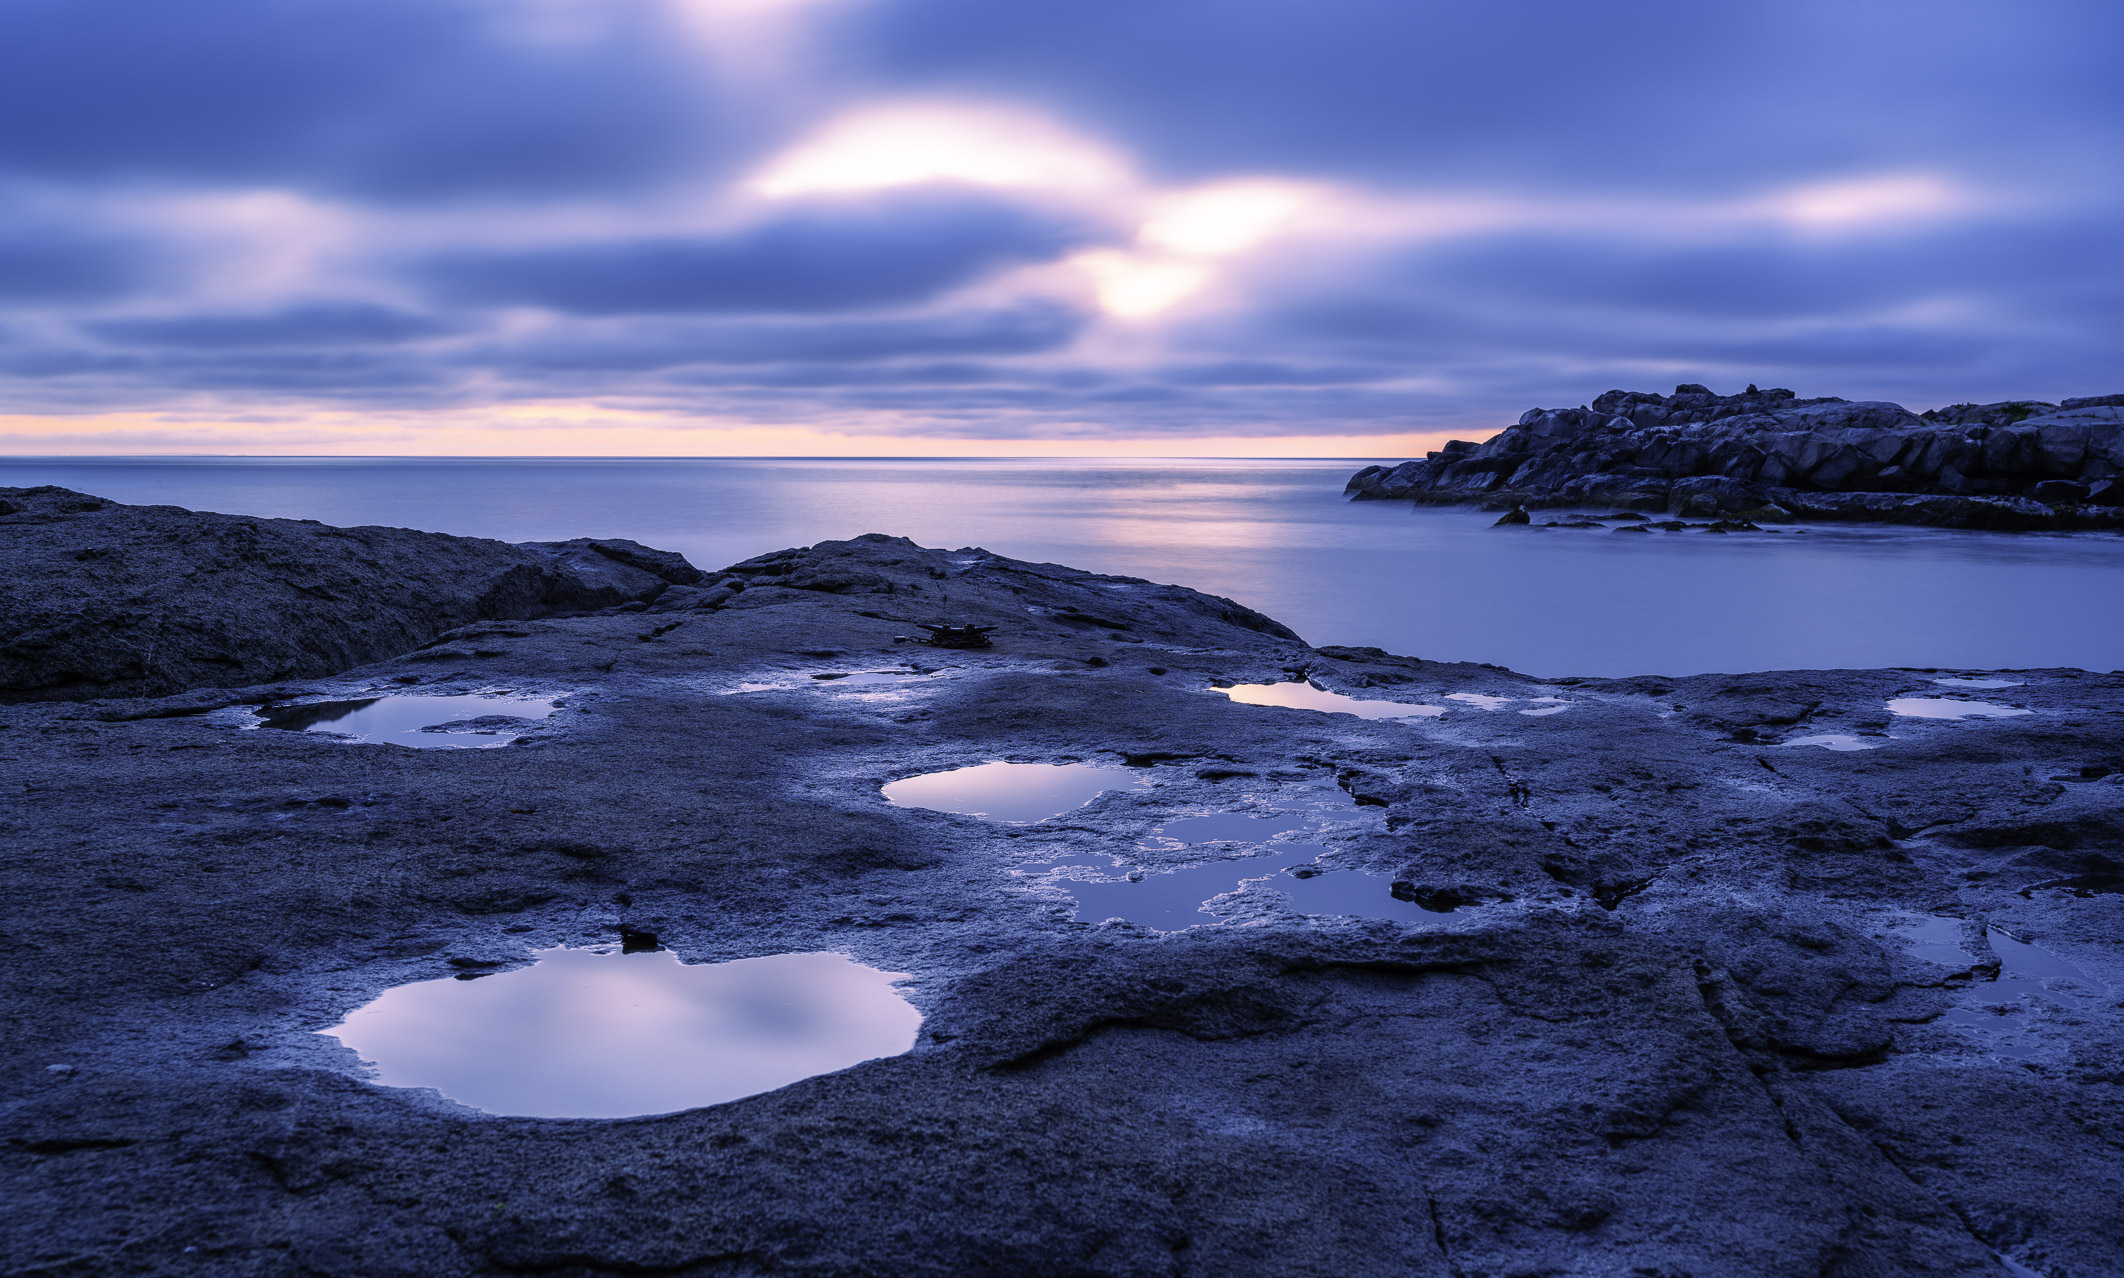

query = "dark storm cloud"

[
  {"left": 0, "top": 0, "right": 721, "bottom": 200},
  {"left": 87, "top": 304, "right": 463, "bottom": 348},
  {"left": 420, "top": 195, "right": 1096, "bottom": 315}
]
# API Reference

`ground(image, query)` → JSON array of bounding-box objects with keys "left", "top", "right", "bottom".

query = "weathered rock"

[
  {"left": 1349, "top": 386, "right": 2124, "bottom": 530},
  {"left": 0, "top": 487, "right": 695, "bottom": 702},
  {"left": 1, "top": 525, "right": 2119, "bottom": 1278}
]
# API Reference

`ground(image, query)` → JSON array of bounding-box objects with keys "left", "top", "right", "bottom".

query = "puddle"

[
  {"left": 1890, "top": 917, "right": 2106, "bottom": 1061},
  {"left": 883, "top": 761, "right": 1143, "bottom": 823},
  {"left": 1446, "top": 693, "right": 1514, "bottom": 711},
  {"left": 321, "top": 948, "right": 920, "bottom": 1118},
  {"left": 1264, "top": 867, "right": 1444, "bottom": 923},
  {"left": 1933, "top": 677, "right": 2023, "bottom": 688},
  {"left": 254, "top": 694, "right": 557, "bottom": 748},
  {"left": 1520, "top": 697, "right": 1570, "bottom": 716},
  {"left": 1218, "top": 681, "right": 1445, "bottom": 719},
  {"left": 1781, "top": 734, "right": 1882, "bottom": 751},
  {"left": 812, "top": 670, "right": 932, "bottom": 688},
  {"left": 1156, "top": 811, "right": 1315, "bottom": 843},
  {"left": 1886, "top": 698, "right": 2032, "bottom": 720}
]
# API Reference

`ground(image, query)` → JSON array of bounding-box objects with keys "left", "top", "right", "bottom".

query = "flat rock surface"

[{"left": 2, "top": 519, "right": 2120, "bottom": 1277}]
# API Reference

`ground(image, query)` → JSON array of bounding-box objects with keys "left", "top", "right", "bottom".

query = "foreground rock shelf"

[
  {"left": 3, "top": 493, "right": 2121, "bottom": 1277},
  {"left": 1348, "top": 385, "right": 2124, "bottom": 529}
]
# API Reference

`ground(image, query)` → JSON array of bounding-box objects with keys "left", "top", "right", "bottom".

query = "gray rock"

[
  {"left": 1349, "top": 387, "right": 2124, "bottom": 529},
  {"left": 0, "top": 487, "right": 697, "bottom": 702},
  {"left": 1, "top": 526, "right": 2118, "bottom": 1278}
]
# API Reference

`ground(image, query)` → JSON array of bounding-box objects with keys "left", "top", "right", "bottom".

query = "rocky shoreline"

[
  {"left": 1347, "top": 386, "right": 2124, "bottom": 530},
  {"left": 4, "top": 490, "right": 2121, "bottom": 1276}
]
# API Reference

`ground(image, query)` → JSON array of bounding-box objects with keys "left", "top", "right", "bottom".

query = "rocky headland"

[
  {"left": 1347, "top": 386, "right": 2124, "bottom": 530},
  {"left": 3, "top": 490, "right": 2120, "bottom": 1277}
]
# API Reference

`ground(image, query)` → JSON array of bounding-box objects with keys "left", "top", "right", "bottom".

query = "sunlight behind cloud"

[
  {"left": 1139, "top": 181, "right": 1314, "bottom": 255},
  {"left": 1760, "top": 174, "right": 1974, "bottom": 231},
  {"left": 749, "top": 103, "right": 1130, "bottom": 197}
]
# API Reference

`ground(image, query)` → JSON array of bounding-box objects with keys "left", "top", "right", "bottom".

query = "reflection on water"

[
  {"left": 1889, "top": 916, "right": 2106, "bottom": 1062},
  {"left": 1219, "top": 681, "right": 1445, "bottom": 719},
  {"left": 883, "top": 761, "right": 1143, "bottom": 822},
  {"left": 255, "top": 694, "right": 557, "bottom": 748},
  {"left": 1933, "top": 677, "right": 2023, "bottom": 688},
  {"left": 1158, "top": 811, "right": 1313, "bottom": 843},
  {"left": 1781, "top": 734, "right": 1882, "bottom": 751},
  {"left": 321, "top": 948, "right": 921, "bottom": 1118},
  {"left": 21, "top": 456, "right": 2124, "bottom": 677},
  {"left": 1886, "top": 697, "right": 2032, "bottom": 720}
]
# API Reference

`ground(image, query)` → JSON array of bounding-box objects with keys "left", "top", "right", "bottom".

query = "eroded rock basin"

[{"left": 323, "top": 948, "right": 920, "bottom": 1119}]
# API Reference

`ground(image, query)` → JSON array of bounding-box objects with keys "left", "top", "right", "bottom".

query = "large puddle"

[
  {"left": 1886, "top": 697, "right": 2032, "bottom": 720},
  {"left": 321, "top": 948, "right": 921, "bottom": 1118},
  {"left": 255, "top": 693, "right": 558, "bottom": 748},
  {"left": 883, "top": 761, "right": 1144, "bottom": 823},
  {"left": 1218, "top": 681, "right": 1445, "bottom": 719}
]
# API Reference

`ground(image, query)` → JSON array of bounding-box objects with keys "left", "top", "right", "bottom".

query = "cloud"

[
  {"left": 418, "top": 193, "right": 1100, "bottom": 314},
  {"left": 86, "top": 303, "right": 463, "bottom": 347}
]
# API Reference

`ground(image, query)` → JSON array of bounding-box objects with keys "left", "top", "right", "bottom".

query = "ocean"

[{"left": 7, "top": 455, "right": 2122, "bottom": 679}]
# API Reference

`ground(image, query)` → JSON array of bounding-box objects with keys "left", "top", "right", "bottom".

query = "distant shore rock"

[
  {"left": 1347, "top": 385, "right": 2124, "bottom": 530},
  {"left": 0, "top": 486, "right": 702, "bottom": 702}
]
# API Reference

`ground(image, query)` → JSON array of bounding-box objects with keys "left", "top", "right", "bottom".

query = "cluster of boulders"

[{"left": 1347, "top": 386, "right": 2124, "bottom": 529}]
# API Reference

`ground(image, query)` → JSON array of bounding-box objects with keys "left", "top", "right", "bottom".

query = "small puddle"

[
  {"left": 1890, "top": 917, "right": 2106, "bottom": 1061},
  {"left": 1886, "top": 698, "right": 2032, "bottom": 720},
  {"left": 812, "top": 670, "right": 932, "bottom": 688},
  {"left": 255, "top": 694, "right": 557, "bottom": 748},
  {"left": 1520, "top": 697, "right": 1569, "bottom": 717},
  {"left": 1781, "top": 734, "right": 1882, "bottom": 751},
  {"left": 1446, "top": 693, "right": 1514, "bottom": 711},
  {"left": 1156, "top": 811, "right": 1314, "bottom": 843},
  {"left": 883, "top": 761, "right": 1143, "bottom": 823},
  {"left": 321, "top": 948, "right": 920, "bottom": 1118},
  {"left": 1932, "top": 677, "right": 2023, "bottom": 688},
  {"left": 1218, "top": 681, "right": 1445, "bottom": 719}
]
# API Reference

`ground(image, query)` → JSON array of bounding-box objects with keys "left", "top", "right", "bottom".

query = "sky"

[{"left": 0, "top": 0, "right": 2119, "bottom": 456}]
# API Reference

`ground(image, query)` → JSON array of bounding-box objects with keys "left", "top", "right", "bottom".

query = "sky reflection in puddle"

[
  {"left": 1781, "top": 734, "right": 1882, "bottom": 751},
  {"left": 1034, "top": 849, "right": 1437, "bottom": 931},
  {"left": 1886, "top": 697, "right": 2032, "bottom": 720},
  {"left": 811, "top": 671, "right": 933, "bottom": 688},
  {"left": 1932, "top": 677, "right": 2024, "bottom": 688},
  {"left": 883, "top": 761, "right": 1143, "bottom": 823},
  {"left": 1218, "top": 681, "right": 1445, "bottom": 719},
  {"left": 1889, "top": 916, "right": 2106, "bottom": 1061},
  {"left": 255, "top": 694, "right": 556, "bottom": 748},
  {"left": 322, "top": 948, "right": 921, "bottom": 1118}
]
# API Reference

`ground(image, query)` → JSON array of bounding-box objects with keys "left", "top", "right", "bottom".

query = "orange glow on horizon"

[{"left": 0, "top": 405, "right": 1468, "bottom": 461}]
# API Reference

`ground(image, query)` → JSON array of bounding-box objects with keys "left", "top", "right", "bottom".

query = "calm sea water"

[{"left": 7, "top": 456, "right": 2123, "bottom": 678}]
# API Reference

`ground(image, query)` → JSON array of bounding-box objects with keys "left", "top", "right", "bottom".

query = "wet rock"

[{"left": 1492, "top": 506, "right": 1531, "bottom": 526}]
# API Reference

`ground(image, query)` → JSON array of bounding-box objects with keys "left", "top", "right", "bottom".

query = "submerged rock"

[
  {"left": 1347, "top": 385, "right": 2124, "bottom": 530},
  {"left": 0, "top": 486, "right": 699, "bottom": 702}
]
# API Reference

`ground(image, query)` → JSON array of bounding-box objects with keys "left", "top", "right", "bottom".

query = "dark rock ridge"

[
  {"left": 0, "top": 486, "right": 703, "bottom": 702},
  {"left": 1347, "top": 386, "right": 2124, "bottom": 529}
]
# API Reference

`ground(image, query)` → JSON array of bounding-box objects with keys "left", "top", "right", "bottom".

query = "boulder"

[{"left": 0, "top": 487, "right": 698, "bottom": 702}]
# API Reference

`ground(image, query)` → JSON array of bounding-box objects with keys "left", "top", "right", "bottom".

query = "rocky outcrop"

[
  {"left": 0, "top": 486, "right": 701, "bottom": 702},
  {"left": 1348, "top": 386, "right": 2124, "bottom": 529}
]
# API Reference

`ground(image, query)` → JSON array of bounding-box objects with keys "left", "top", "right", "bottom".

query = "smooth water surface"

[
  {"left": 1887, "top": 698, "right": 2033, "bottom": 720},
  {"left": 1219, "top": 681, "right": 1446, "bottom": 719},
  {"left": 322, "top": 948, "right": 920, "bottom": 1118},
  {"left": 1781, "top": 734, "right": 1882, "bottom": 751},
  {"left": 10, "top": 457, "right": 2124, "bottom": 676},
  {"left": 883, "top": 761, "right": 1142, "bottom": 822},
  {"left": 255, "top": 694, "right": 557, "bottom": 747}
]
